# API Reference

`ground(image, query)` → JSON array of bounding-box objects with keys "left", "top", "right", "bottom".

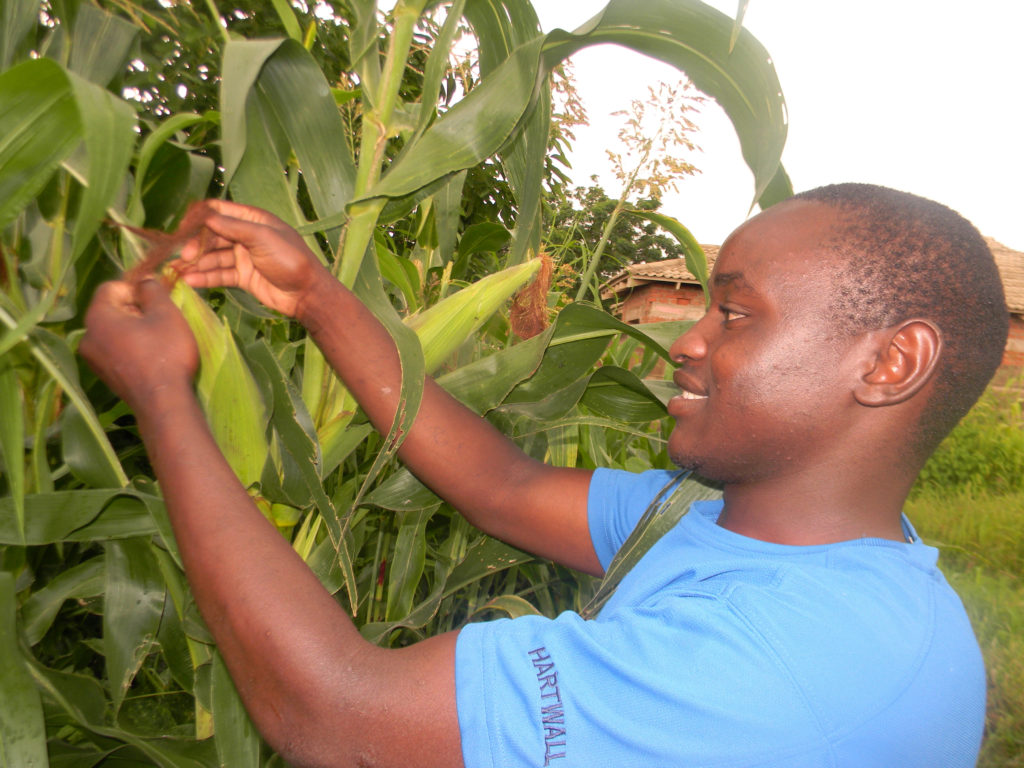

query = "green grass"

[
  {"left": 907, "top": 488, "right": 1024, "bottom": 768},
  {"left": 904, "top": 381, "right": 1024, "bottom": 767}
]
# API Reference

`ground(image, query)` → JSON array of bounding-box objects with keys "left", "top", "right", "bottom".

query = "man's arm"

[
  {"left": 81, "top": 280, "right": 463, "bottom": 768},
  {"left": 176, "top": 201, "right": 601, "bottom": 576}
]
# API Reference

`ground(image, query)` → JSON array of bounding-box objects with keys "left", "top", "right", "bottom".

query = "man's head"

[
  {"left": 667, "top": 184, "right": 1008, "bottom": 484},
  {"left": 791, "top": 183, "right": 1008, "bottom": 456}
]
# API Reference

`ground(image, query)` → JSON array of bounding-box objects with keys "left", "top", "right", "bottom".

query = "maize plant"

[{"left": 0, "top": 0, "right": 789, "bottom": 763}]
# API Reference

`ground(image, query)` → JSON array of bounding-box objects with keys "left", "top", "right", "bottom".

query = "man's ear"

[{"left": 853, "top": 319, "right": 942, "bottom": 407}]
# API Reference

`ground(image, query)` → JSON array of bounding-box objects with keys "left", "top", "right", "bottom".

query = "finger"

[
  {"left": 134, "top": 277, "right": 178, "bottom": 318},
  {"left": 173, "top": 247, "right": 237, "bottom": 272},
  {"left": 204, "top": 199, "right": 286, "bottom": 228},
  {"left": 172, "top": 248, "right": 244, "bottom": 285},
  {"left": 86, "top": 281, "right": 139, "bottom": 325},
  {"left": 178, "top": 266, "right": 242, "bottom": 290},
  {"left": 195, "top": 211, "right": 278, "bottom": 251},
  {"left": 180, "top": 229, "right": 234, "bottom": 262}
]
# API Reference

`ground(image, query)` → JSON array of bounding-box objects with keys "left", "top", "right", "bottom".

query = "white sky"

[{"left": 531, "top": 1, "right": 1024, "bottom": 250}]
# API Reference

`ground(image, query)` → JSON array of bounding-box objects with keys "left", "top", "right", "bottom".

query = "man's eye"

[{"left": 720, "top": 306, "right": 746, "bottom": 324}]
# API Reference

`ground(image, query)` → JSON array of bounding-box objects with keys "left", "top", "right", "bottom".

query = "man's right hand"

[{"left": 175, "top": 200, "right": 330, "bottom": 319}]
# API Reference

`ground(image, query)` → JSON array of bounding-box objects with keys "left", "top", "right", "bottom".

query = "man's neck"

[{"left": 716, "top": 466, "right": 915, "bottom": 545}]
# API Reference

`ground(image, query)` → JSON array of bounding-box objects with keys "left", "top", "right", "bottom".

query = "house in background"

[{"left": 601, "top": 238, "right": 1024, "bottom": 370}]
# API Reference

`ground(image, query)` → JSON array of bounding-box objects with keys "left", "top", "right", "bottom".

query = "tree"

[
  {"left": 545, "top": 182, "right": 688, "bottom": 295},
  {"left": 0, "top": 0, "right": 790, "bottom": 762},
  {"left": 567, "top": 79, "right": 706, "bottom": 304}
]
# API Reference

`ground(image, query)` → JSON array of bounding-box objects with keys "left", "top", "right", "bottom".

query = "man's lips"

[{"left": 672, "top": 369, "right": 708, "bottom": 400}]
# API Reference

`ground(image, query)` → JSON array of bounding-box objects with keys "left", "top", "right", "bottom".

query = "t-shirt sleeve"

[
  {"left": 586, "top": 467, "right": 680, "bottom": 571},
  {"left": 453, "top": 597, "right": 819, "bottom": 768}
]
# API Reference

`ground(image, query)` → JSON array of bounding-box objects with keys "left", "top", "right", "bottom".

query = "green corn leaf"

[
  {"left": 67, "top": 2, "right": 138, "bottom": 87},
  {"left": 360, "top": 562, "right": 449, "bottom": 645},
  {"left": 104, "top": 538, "right": 167, "bottom": 714},
  {"left": 128, "top": 113, "right": 209, "bottom": 223},
  {"left": 463, "top": 0, "right": 548, "bottom": 263},
  {"left": 268, "top": 0, "right": 303, "bottom": 41},
  {"left": 248, "top": 39, "right": 356, "bottom": 221},
  {"left": 28, "top": 660, "right": 218, "bottom": 767},
  {"left": 0, "top": 58, "right": 81, "bottom": 232},
  {"left": 1, "top": 0, "right": 38, "bottom": 72},
  {"left": 61, "top": 401, "right": 126, "bottom": 489},
  {"left": 628, "top": 320, "right": 694, "bottom": 356},
  {"left": 0, "top": 572, "right": 48, "bottom": 768},
  {"left": 228, "top": 84, "right": 303, "bottom": 225},
  {"left": 212, "top": 652, "right": 261, "bottom": 768},
  {"left": 376, "top": 237, "right": 422, "bottom": 312},
  {"left": 220, "top": 38, "right": 289, "bottom": 191},
  {"left": 221, "top": 38, "right": 355, "bottom": 241},
  {"left": 581, "top": 366, "right": 669, "bottom": 423},
  {"left": 386, "top": 508, "right": 434, "bottom": 621},
  {"left": 545, "top": 422, "right": 579, "bottom": 468},
  {"left": 368, "top": 35, "right": 545, "bottom": 203},
  {"left": 757, "top": 162, "right": 795, "bottom": 209},
  {"left": 443, "top": 537, "right": 533, "bottom": 599},
  {"left": 456, "top": 221, "right": 513, "bottom": 261},
  {"left": 320, "top": 422, "right": 374, "bottom": 482},
  {"left": 21, "top": 556, "right": 105, "bottom": 646},
  {"left": 471, "top": 594, "right": 543, "bottom": 620},
  {"left": 358, "top": 0, "right": 787, "bottom": 215},
  {"left": 502, "top": 304, "right": 619, "bottom": 407},
  {"left": 245, "top": 340, "right": 359, "bottom": 609},
  {"left": 624, "top": 207, "right": 709, "bottom": 303},
  {"left": 346, "top": 238, "right": 427, "bottom": 538},
  {"left": 544, "top": 0, "right": 788, "bottom": 207},
  {"left": 364, "top": 468, "right": 441, "bottom": 513},
  {"left": 2, "top": 322, "right": 129, "bottom": 487},
  {"left": 501, "top": 373, "right": 591, "bottom": 423},
  {"left": 0, "top": 489, "right": 163, "bottom": 545},
  {"left": 436, "top": 326, "right": 553, "bottom": 414},
  {"left": 412, "top": 0, "right": 467, "bottom": 137},
  {"left": 0, "top": 362, "right": 25, "bottom": 544}
]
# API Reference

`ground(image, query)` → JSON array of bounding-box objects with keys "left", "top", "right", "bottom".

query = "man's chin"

[{"left": 668, "top": 453, "right": 736, "bottom": 487}]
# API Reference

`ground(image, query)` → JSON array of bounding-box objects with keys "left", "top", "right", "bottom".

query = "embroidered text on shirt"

[{"left": 529, "top": 646, "right": 566, "bottom": 765}]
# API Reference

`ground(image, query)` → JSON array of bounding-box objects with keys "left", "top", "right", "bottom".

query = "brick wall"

[
  {"left": 1004, "top": 315, "right": 1024, "bottom": 368},
  {"left": 619, "top": 284, "right": 706, "bottom": 324}
]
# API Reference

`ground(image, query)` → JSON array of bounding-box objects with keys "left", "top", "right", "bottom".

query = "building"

[{"left": 601, "top": 239, "right": 1024, "bottom": 369}]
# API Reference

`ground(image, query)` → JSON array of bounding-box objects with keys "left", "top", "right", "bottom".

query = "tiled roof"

[
  {"left": 602, "top": 239, "right": 1024, "bottom": 314},
  {"left": 987, "top": 237, "right": 1024, "bottom": 314},
  {"left": 601, "top": 246, "right": 718, "bottom": 299}
]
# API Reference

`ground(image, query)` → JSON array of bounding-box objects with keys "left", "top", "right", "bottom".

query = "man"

[{"left": 81, "top": 184, "right": 1007, "bottom": 767}]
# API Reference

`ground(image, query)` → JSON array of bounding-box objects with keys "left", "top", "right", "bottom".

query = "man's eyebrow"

[{"left": 712, "top": 271, "right": 758, "bottom": 295}]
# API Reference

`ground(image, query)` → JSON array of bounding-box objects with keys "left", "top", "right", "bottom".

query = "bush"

[{"left": 914, "top": 382, "right": 1024, "bottom": 496}]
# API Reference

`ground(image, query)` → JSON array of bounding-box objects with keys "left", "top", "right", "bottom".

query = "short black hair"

[{"left": 791, "top": 183, "right": 1008, "bottom": 457}]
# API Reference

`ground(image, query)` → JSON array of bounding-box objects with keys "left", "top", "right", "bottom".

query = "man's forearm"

[
  {"left": 135, "top": 385, "right": 373, "bottom": 762},
  {"left": 294, "top": 276, "right": 600, "bottom": 575}
]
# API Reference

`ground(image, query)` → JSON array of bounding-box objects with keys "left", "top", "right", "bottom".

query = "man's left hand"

[{"left": 80, "top": 279, "right": 199, "bottom": 411}]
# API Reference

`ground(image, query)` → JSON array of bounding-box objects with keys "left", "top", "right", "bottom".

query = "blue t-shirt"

[{"left": 455, "top": 468, "right": 985, "bottom": 767}]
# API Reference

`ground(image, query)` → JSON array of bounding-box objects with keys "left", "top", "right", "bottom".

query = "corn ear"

[
  {"left": 405, "top": 258, "right": 540, "bottom": 374},
  {"left": 171, "top": 281, "right": 269, "bottom": 488},
  {"left": 315, "top": 259, "right": 540, "bottom": 467}
]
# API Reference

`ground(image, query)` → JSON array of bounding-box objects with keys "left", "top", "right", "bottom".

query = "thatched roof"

[{"left": 601, "top": 239, "right": 1024, "bottom": 315}]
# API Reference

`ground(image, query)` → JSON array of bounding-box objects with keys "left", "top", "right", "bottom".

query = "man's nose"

[{"left": 668, "top": 314, "right": 711, "bottom": 363}]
